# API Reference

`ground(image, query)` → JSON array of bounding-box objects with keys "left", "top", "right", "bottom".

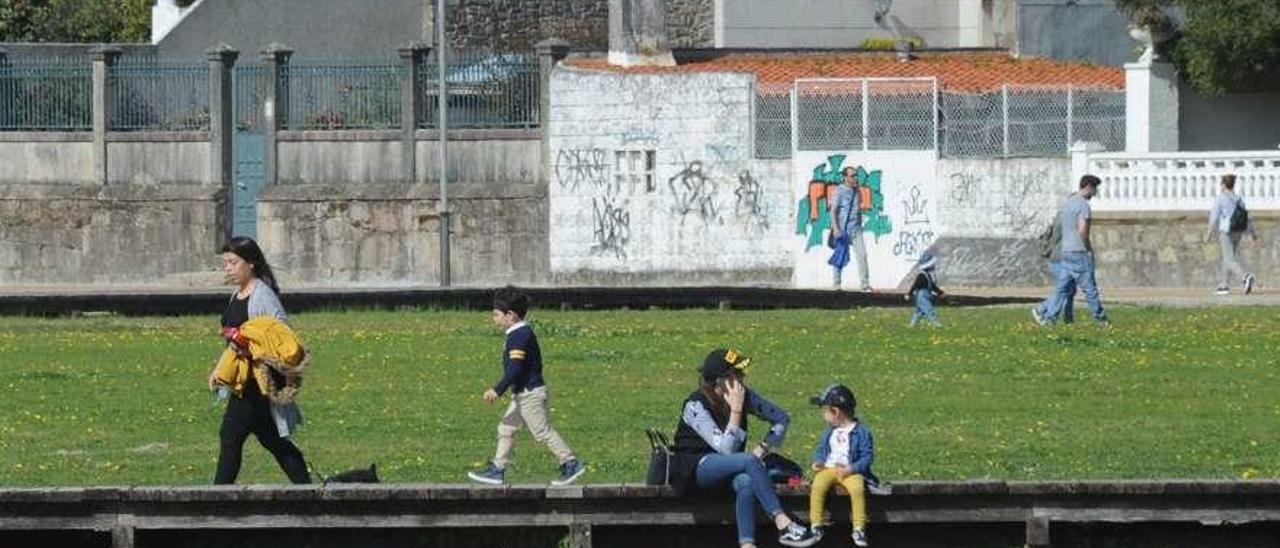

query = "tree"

[
  {"left": 1115, "top": 0, "right": 1280, "bottom": 95},
  {"left": 0, "top": 0, "right": 152, "bottom": 43}
]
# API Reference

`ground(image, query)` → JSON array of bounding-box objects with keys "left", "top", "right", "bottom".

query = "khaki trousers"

[{"left": 492, "top": 386, "right": 574, "bottom": 469}]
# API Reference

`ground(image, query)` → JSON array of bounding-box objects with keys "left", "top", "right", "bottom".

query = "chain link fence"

[
  {"left": 761, "top": 79, "right": 1125, "bottom": 159},
  {"left": 109, "top": 61, "right": 210, "bottom": 131}
]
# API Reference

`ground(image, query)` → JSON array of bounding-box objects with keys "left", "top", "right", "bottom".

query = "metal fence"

[
  {"left": 109, "top": 62, "right": 210, "bottom": 131},
  {"left": 766, "top": 80, "right": 1125, "bottom": 159},
  {"left": 0, "top": 63, "right": 93, "bottom": 131},
  {"left": 0, "top": 50, "right": 539, "bottom": 132},
  {"left": 285, "top": 61, "right": 402, "bottom": 130},
  {"left": 418, "top": 50, "right": 539, "bottom": 129}
]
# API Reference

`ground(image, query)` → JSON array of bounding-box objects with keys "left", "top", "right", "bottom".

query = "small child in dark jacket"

[
  {"left": 905, "top": 252, "right": 943, "bottom": 327},
  {"left": 807, "top": 384, "right": 886, "bottom": 547}
]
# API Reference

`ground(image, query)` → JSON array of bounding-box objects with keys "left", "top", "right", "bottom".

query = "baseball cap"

[
  {"left": 700, "top": 348, "right": 752, "bottom": 380},
  {"left": 809, "top": 384, "right": 856, "bottom": 414}
]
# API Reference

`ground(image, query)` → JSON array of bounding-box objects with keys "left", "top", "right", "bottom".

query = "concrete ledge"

[
  {"left": 278, "top": 130, "right": 400, "bottom": 142},
  {"left": 257, "top": 182, "right": 545, "bottom": 202},
  {"left": 414, "top": 128, "right": 541, "bottom": 141},
  {"left": 0, "top": 132, "right": 93, "bottom": 142},
  {"left": 274, "top": 129, "right": 541, "bottom": 142},
  {"left": 104, "top": 131, "right": 209, "bottom": 143},
  {"left": 0, "top": 286, "right": 1037, "bottom": 316},
  {"left": 0, "top": 183, "right": 223, "bottom": 202}
]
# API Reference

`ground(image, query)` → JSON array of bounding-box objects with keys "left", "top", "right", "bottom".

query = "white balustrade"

[{"left": 1072, "top": 148, "right": 1280, "bottom": 211}]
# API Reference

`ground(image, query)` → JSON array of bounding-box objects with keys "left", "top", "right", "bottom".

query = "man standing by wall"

[
  {"left": 831, "top": 166, "right": 871, "bottom": 291},
  {"left": 1034, "top": 175, "right": 1108, "bottom": 326},
  {"left": 1208, "top": 174, "right": 1258, "bottom": 296}
]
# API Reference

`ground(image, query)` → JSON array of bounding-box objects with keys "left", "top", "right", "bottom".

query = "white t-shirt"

[{"left": 823, "top": 423, "right": 858, "bottom": 468}]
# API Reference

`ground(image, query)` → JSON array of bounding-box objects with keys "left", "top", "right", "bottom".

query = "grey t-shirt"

[{"left": 1059, "top": 194, "right": 1091, "bottom": 253}]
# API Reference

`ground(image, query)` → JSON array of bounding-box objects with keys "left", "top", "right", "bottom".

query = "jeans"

[
  {"left": 833, "top": 228, "right": 870, "bottom": 289},
  {"left": 1036, "top": 260, "right": 1076, "bottom": 324},
  {"left": 1046, "top": 251, "right": 1106, "bottom": 323},
  {"left": 215, "top": 378, "right": 310, "bottom": 484},
  {"left": 695, "top": 452, "right": 785, "bottom": 545},
  {"left": 910, "top": 289, "right": 941, "bottom": 327},
  {"left": 1219, "top": 231, "right": 1248, "bottom": 288}
]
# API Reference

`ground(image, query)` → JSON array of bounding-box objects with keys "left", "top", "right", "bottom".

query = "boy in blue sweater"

[
  {"left": 807, "top": 384, "right": 887, "bottom": 547},
  {"left": 468, "top": 286, "right": 585, "bottom": 486}
]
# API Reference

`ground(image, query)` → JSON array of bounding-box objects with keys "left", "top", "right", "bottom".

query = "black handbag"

[
  {"left": 645, "top": 428, "right": 673, "bottom": 486},
  {"left": 322, "top": 463, "right": 379, "bottom": 485},
  {"left": 763, "top": 453, "right": 804, "bottom": 485}
]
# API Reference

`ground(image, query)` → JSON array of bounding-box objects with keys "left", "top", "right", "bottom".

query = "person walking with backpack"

[
  {"left": 1209, "top": 174, "right": 1258, "bottom": 295},
  {"left": 1033, "top": 175, "right": 1108, "bottom": 326}
]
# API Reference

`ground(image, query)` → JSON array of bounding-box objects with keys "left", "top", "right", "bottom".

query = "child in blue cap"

[{"left": 905, "top": 253, "right": 943, "bottom": 327}]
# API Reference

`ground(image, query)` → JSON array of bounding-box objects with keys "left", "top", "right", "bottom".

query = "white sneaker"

[
  {"left": 1214, "top": 287, "right": 1230, "bottom": 296},
  {"left": 1031, "top": 307, "right": 1047, "bottom": 326},
  {"left": 852, "top": 528, "right": 870, "bottom": 547}
]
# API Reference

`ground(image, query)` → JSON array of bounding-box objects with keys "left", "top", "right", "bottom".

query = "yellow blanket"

[{"left": 212, "top": 316, "right": 309, "bottom": 403}]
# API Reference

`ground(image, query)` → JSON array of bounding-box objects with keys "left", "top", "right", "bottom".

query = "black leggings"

[{"left": 214, "top": 378, "right": 310, "bottom": 484}]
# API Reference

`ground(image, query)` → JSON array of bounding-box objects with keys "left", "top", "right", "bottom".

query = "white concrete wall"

[
  {"left": 936, "top": 157, "right": 1073, "bottom": 237},
  {"left": 548, "top": 67, "right": 794, "bottom": 280}
]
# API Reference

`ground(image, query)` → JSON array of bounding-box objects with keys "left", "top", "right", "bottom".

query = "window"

[{"left": 614, "top": 150, "right": 656, "bottom": 193}]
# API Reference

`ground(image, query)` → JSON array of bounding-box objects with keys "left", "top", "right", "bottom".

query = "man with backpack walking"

[
  {"left": 1033, "top": 175, "right": 1108, "bottom": 326},
  {"left": 1209, "top": 174, "right": 1258, "bottom": 296}
]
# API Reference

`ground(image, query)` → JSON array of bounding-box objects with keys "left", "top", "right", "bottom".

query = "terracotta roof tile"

[{"left": 565, "top": 51, "right": 1123, "bottom": 94}]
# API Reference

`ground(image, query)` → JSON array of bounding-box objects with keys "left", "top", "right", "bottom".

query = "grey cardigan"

[{"left": 229, "top": 279, "right": 302, "bottom": 437}]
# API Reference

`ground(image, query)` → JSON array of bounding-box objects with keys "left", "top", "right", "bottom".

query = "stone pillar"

[
  {"left": 261, "top": 43, "right": 293, "bottom": 187},
  {"left": 399, "top": 42, "right": 430, "bottom": 184},
  {"left": 608, "top": 0, "right": 676, "bottom": 67},
  {"left": 536, "top": 39, "right": 570, "bottom": 184},
  {"left": 91, "top": 46, "right": 123, "bottom": 185},
  {"left": 207, "top": 44, "right": 238, "bottom": 241},
  {"left": 1125, "top": 60, "right": 1179, "bottom": 152}
]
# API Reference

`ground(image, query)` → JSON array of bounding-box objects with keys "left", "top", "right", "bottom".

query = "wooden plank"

[
  {"left": 568, "top": 522, "right": 593, "bottom": 548},
  {"left": 1025, "top": 516, "right": 1050, "bottom": 548}
]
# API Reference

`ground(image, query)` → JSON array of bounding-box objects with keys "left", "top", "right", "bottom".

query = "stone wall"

[
  {"left": 0, "top": 184, "right": 226, "bottom": 284},
  {"left": 256, "top": 183, "right": 548, "bottom": 286},
  {"left": 1093, "top": 211, "right": 1280, "bottom": 288},
  {"left": 444, "top": 0, "right": 713, "bottom": 50}
]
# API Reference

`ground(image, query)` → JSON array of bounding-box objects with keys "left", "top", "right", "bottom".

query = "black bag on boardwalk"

[
  {"left": 763, "top": 453, "right": 804, "bottom": 485},
  {"left": 645, "top": 428, "right": 673, "bottom": 486},
  {"left": 323, "top": 463, "right": 379, "bottom": 484}
]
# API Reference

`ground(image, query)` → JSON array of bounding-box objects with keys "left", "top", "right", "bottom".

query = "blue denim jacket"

[{"left": 810, "top": 422, "right": 880, "bottom": 486}]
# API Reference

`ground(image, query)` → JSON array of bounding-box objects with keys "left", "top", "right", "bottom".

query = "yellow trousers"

[{"left": 809, "top": 468, "right": 867, "bottom": 529}]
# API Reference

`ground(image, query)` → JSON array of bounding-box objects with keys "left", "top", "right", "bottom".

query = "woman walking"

[{"left": 208, "top": 237, "right": 310, "bottom": 484}]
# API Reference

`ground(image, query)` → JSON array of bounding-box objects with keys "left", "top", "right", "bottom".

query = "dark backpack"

[
  {"left": 1038, "top": 220, "right": 1062, "bottom": 259},
  {"left": 1230, "top": 202, "right": 1250, "bottom": 233}
]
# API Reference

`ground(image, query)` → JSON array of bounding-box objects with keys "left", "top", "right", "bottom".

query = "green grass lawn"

[{"left": 0, "top": 305, "right": 1274, "bottom": 487}]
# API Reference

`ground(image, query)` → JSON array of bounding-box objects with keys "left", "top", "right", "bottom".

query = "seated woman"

[{"left": 668, "top": 348, "right": 816, "bottom": 548}]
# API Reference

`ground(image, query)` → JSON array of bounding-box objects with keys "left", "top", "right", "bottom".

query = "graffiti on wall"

[
  {"left": 734, "top": 170, "right": 770, "bottom": 231},
  {"left": 668, "top": 160, "right": 720, "bottom": 224},
  {"left": 794, "top": 154, "right": 893, "bottom": 250},
  {"left": 941, "top": 165, "right": 1061, "bottom": 237},
  {"left": 591, "top": 196, "right": 631, "bottom": 259},
  {"left": 555, "top": 148, "right": 608, "bottom": 191}
]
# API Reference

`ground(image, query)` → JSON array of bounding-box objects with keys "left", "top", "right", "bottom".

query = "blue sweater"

[
  {"left": 492, "top": 323, "right": 545, "bottom": 396},
  {"left": 811, "top": 422, "right": 880, "bottom": 486}
]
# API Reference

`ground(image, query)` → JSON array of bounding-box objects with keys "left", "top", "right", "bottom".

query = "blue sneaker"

[
  {"left": 467, "top": 462, "right": 505, "bottom": 485},
  {"left": 551, "top": 458, "right": 586, "bottom": 486}
]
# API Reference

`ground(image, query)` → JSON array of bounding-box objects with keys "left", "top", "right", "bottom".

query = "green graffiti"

[
  {"left": 855, "top": 166, "right": 893, "bottom": 240},
  {"left": 795, "top": 155, "right": 893, "bottom": 251}
]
